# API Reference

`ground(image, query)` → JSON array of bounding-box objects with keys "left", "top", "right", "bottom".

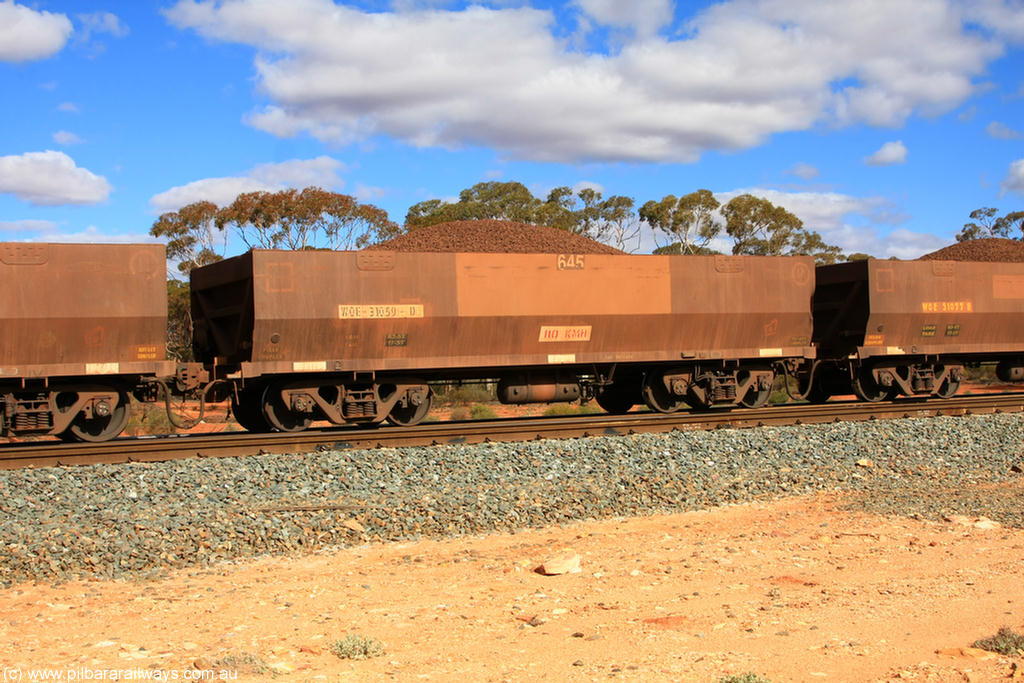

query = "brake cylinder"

[{"left": 497, "top": 374, "right": 581, "bottom": 404}]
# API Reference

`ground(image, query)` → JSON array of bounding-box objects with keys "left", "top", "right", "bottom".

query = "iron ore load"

[{"left": 2, "top": 222, "right": 1024, "bottom": 442}]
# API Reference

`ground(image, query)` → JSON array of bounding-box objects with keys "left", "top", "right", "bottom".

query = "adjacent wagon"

[
  {"left": 0, "top": 242, "right": 175, "bottom": 441},
  {"left": 812, "top": 259, "right": 1024, "bottom": 401}
]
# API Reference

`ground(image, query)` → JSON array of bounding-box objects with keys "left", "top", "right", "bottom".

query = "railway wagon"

[
  {"left": 191, "top": 250, "right": 816, "bottom": 431},
  {"left": 0, "top": 242, "right": 176, "bottom": 441},
  {"left": 812, "top": 259, "right": 1024, "bottom": 401}
]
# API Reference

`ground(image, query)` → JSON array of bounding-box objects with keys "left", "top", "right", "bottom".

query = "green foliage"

[
  {"left": 640, "top": 189, "right": 722, "bottom": 254},
  {"left": 543, "top": 403, "right": 601, "bottom": 416},
  {"left": 768, "top": 375, "right": 797, "bottom": 405},
  {"left": 125, "top": 400, "right": 175, "bottom": 437},
  {"left": 469, "top": 403, "right": 498, "bottom": 419},
  {"left": 211, "top": 652, "right": 269, "bottom": 675},
  {"left": 722, "top": 194, "right": 843, "bottom": 264},
  {"left": 330, "top": 635, "right": 385, "bottom": 660},
  {"left": 404, "top": 181, "right": 639, "bottom": 249},
  {"left": 972, "top": 626, "right": 1024, "bottom": 655},
  {"left": 431, "top": 382, "right": 496, "bottom": 405},
  {"left": 717, "top": 674, "right": 775, "bottom": 683},
  {"left": 406, "top": 181, "right": 539, "bottom": 228},
  {"left": 166, "top": 279, "right": 193, "bottom": 361},
  {"left": 956, "top": 207, "right": 1024, "bottom": 242},
  {"left": 149, "top": 187, "right": 398, "bottom": 273},
  {"left": 150, "top": 200, "right": 224, "bottom": 274},
  {"left": 216, "top": 186, "right": 399, "bottom": 250},
  {"left": 652, "top": 242, "right": 721, "bottom": 255},
  {"left": 449, "top": 406, "right": 471, "bottom": 421}
]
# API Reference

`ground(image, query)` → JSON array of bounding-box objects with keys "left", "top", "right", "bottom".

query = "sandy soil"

[{"left": 2, "top": 491, "right": 1022, "bottom": 683}]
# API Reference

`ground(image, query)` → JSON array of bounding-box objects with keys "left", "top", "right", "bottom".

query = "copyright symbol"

[{"left": 3, "top": 668, "right": 22, "bottom": 682}]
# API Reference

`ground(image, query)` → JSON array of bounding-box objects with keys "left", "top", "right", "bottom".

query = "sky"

[{"left": 1, "top": 0, "right": 1023, "bottom": 260}]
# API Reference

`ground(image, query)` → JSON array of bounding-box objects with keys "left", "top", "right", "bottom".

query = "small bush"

[
  {"left": 449, "top": 406, "right": 471, "bottom": 421},
  {"left": 769, "top": 375, "right": 797, "bottom": 405},
  {"left": 125, "top": 401, "right": 176, "bottom": 436},
  {"left": 469, "top": 403, "right": 498, "bottom": 419},
  {"left": 331, "top": 634, "right": 385, "bottom": 660},
  {"left": 432, "top": 383, "right": 496, "bottom": 405},
  {"left": 212, "top": 652, "right": 268, "bottom": 675},
  {"left": 973, "top": 626, "right": 1024, "bottom": 655},
  {"left": 542, "top": 403, "right": 600, "bottom": 416},
  {"left": 718, "top": 674, "right": 775, "bottom": 683}
]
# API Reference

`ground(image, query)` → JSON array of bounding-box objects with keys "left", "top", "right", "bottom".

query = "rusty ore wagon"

[{"left": 190, "top": 250, "right": 817, "bottom": 431}]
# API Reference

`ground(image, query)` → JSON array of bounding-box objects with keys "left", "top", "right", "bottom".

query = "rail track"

[{"left": 2, "top": 392, "right": 1023, "bottom": 470}]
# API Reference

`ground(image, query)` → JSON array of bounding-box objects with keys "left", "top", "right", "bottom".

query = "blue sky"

[{"left": 1, "top": 0, "right": 1023, "bottom": 260}]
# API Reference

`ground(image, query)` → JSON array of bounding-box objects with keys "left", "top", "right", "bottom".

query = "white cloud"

[
  {"left": 986, "top": 121, "right": 1021, "bottom": 139},
  {"left": 52, "top": 130, "right": 83, "bottom": 145},
  {"left": 57, "top": 102, "right": 79, "bottom": 113},
  {"left": 963, "top": 0, "right": 1024, "bottom": 42},
  {"left": 0, "top": 1, "right": 73, "bottom": 62},
  {"left": 0, "top": 151, "right": 112, "bottom": 206},
  {"left": 864, "top": 140, "right": 908, "bottom": 166},
  {"left": 77, "top": 11, "right": 129, "bottom": 40},
  {"left": 353, "top": 183, "right": 388, "bottom": 201},
  {"left": 0, "top": 219, "right": 58, "bottom": 233},
  {"left": 1002, "top": 159, "right": 1024, "bottom": 197},
  {"left": 25, "top": 226, "right": 158, "bottom": 244},
  {"left": 716, "top": 187, "right": 942, "bottom": 259},
  {"left": 163, "top": 0, "right": 1008, "bottom": 163},
  {"left": 787, "top": 162, "right": 820, "bottom": 180},
  {"left": 149, "top": 156, "right": 346, "bottom": 212},
  {"left": 573, "top": 0, "right": 673, "bottom": 37}
]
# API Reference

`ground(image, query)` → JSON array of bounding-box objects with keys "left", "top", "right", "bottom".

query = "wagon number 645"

[{"left": 557, "top": 254, "right": 585, "bottom": 270}]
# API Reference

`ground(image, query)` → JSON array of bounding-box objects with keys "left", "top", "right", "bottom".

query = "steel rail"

[{"left": 2, "top": 393, "right": 1023, "bottom": 470}]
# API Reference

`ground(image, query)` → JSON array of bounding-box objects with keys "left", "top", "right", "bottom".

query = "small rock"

[
  {"left": 856, "top": 458, "right": 875, "bottom": 468},
  {"left": 341, "top": 519, "right": 365, "bottom": 533},
  {"left": 934, "top": 647, "right": 998, "bottom": 660},
  {"left": 535, "top": 550, "right": 581, "bottom": 576}
]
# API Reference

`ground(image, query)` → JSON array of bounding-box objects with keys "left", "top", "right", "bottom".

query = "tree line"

[{"left": 152, "top": 182, "right": 1023, "bottom": 359}]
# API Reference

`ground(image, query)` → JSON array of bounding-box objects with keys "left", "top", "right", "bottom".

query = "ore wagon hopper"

[
  {"left": 191, "top": 250, "right": 816, "bottom": 431},
  {"left": 812, "top": 259, "right": 1024, "bottom": 401},
  {"left": 0, "top": 243, "right": 175, "bottom": 441}
]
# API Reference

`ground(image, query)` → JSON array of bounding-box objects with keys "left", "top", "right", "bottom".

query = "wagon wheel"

[
  {"left": 261, "top": 385, "right": 312, "bottom": 432},
  {"left": 231, "top": 387, "right": 270, "bottom": 432},
  {"left": 641, "top": 373, "right": 686, "bottom": 413},
  {"left": 386, "top": 391, "right": 432, "bottom": 427},
  {"left": 738, "top": 384, "right": 771, "bottom": 409},
  {"left": 850, "top": 369, "right": 890, "bottom": 402},
  {"left": 60, "top": 390, "right": 131, "bottom": 442},
  {"left": 934, "top": 375, "right": 961, "bottom": 399},
  {"left": 804, "top": 384, "right": 833, "bottom": 404},
  {"left": 595, "top": 385, "right": 636, "bottom": 414},
  {"left": 737, "top": 370, "right": 773, "bottom": 409}
]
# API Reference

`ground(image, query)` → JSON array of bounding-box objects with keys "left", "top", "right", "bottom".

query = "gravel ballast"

[{"left": 2, "top": 413, "right": 1022, "bottom": 587}]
